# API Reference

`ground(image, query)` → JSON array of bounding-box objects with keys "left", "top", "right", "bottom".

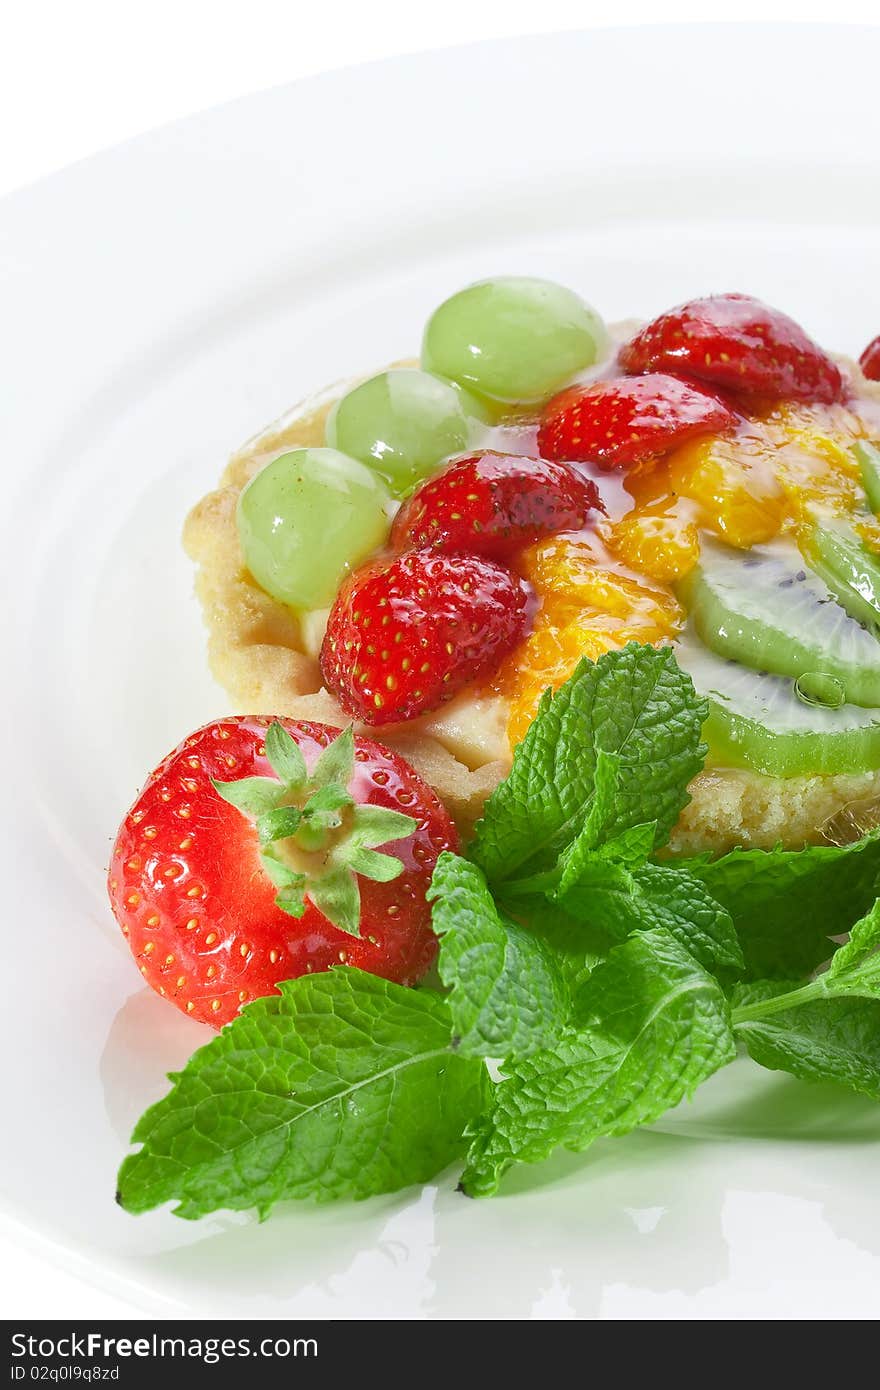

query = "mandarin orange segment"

[
  {"left": 519, "top": 533, "right": 682, "bottom": 618},
  {"left": 763, "top": 400, "right": 871, "bottom": 460},
  {"left": 520, "top": 529, "right": 608, "bottom": 596},
  {"left": 665, "top": 431, "right": 787, "bottom": 547},
  {"left": 609, "top": 502, "right": 701, "bottom": 583},
  {"left": 773, "top": 441, "right": 863, "bottom": 521},
  {"left": 501, "top": 535, "right": 683, "bottom": 745},
  {"left": 505, "top": 624, "right": 621, "bottom": 744},
  {"left": 756, "top": 403, "right": 868, "bottom": 521}
]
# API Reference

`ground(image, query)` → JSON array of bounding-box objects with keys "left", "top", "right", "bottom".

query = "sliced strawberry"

[
  {"left": 320, "top": 549, "right": 530, "bottom": 724},
  {"left": 537, "top": 373, "right": 736, "bottom": 471},
  {"left": 619, "top": 293, "right": 844, "bottom": 404},
  {"left": 108, "top": 718, "right": 457, "bottom": 1027},
  {"left": 390, "top": 451, "right": 604, "bottom": 559},
  {"left": 860, "top": 335, "right": 880, "bottom": 382}
]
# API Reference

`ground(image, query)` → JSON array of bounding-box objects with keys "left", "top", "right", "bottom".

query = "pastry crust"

[{"left": 183, "top": 355, "right": 880, "bottom": 850}]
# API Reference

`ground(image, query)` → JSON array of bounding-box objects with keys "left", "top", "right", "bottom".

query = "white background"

[{"left": 2, "top": 0, "right": 878, "bottom": 1321}]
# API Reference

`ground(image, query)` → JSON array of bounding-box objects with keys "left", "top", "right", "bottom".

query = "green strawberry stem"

[{"left": 212, "top": 722, "right": 417, "bottom": 937}]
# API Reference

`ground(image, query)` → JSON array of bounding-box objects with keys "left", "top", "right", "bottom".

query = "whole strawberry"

[
  {"left": 108, "top": 718, "right": 457, "bottom": 1027},
  {"left": 619, "top": 293, "right": 844, "bottom": 404},
  {"left": 537, "top": 373, "right": 735, "bottom": 470},
  {"left": 860, "top": 335, "right": 880, "bottom": 382},
  {"left": 321, "top": 549, "right": 530, "bottom": 724},
  {"left": 390, "top": 451, "right": 604, "bottom": 559}
]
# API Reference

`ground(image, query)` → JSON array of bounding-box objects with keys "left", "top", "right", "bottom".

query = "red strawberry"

[
  {"left": 537, "top": 373, "right": 736, "bottom": 471},
  {"left": 860, "top": 335, "right": 880, "bottom": 382},
  {"left": 108, "top": 717, "right": 457, "bottom": 1027},
  {"left": 320, "top": 549, "right": 530, "bottom": 724},
  {"left": 619, "top": 293, "right": 844, "bottom": 404},
  {"left": 390, "top": 451, "right": 604, "bottom": 559}
]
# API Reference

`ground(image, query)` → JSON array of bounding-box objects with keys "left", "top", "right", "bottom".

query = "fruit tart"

[
  {"left": 183, "top": 279, "right": 880, "bottom": 856},
  {"left": 107, "top": 287, "right": 880, "bottom": 1214}
]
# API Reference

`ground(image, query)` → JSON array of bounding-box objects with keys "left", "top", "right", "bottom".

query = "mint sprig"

[{"left": 118, "top": 644, "right": 880, "bottom": 1217}]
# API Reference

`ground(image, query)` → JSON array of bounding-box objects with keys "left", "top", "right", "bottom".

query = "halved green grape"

[
  {"left": 325, "top": 369, "right": 484, "bottom": 497},
  {"left": 422, "top": 276, "right": 607, "bottom": 405},
  {"left": 675, "top": 630, "right": 880, "bottom": 777},
  {"left": 680, "top": 537, "right": 880, "bottom": 708},
  {"left": 237, "top": 448, "right": 390, "bottom": 611},
  {"left": 855, "top": 440, "right": 880, "bottom": 514}
]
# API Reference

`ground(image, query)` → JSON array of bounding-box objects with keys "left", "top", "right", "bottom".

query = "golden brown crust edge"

[{"left": 183, "top": 356, "right": 880, "bottom": 851}]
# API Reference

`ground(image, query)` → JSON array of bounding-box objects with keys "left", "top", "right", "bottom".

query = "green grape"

[
  {"left": 237, "top": 448, "right": 390, "bottom": 611},
  {"left": 422, "top": 276, "right": 607, "bottom": 405},
  {"left": 325, "top": 369, "right": 484, "bottom": 497}
]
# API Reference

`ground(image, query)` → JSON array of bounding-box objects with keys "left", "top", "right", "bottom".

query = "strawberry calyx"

[{"left": 211, "top": 722, "right": 416, "bottom": 937}]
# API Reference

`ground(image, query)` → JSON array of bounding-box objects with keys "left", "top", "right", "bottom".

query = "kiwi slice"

[
  {"left": 680, "top": 538, "right": 880, "bottom": 708},
  {"left": 855, "top": 440, "right": 880, "bottom": 514},
  {"left": 804, "top": 520, "right": 880, "bottom": 630},
  {"left": 675, "top": 630, "right": 880, "bottom": 777}
]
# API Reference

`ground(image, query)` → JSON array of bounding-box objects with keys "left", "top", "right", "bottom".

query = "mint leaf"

[
  {"left": 502, "top": 821, "right": 657, "bottom": 902},
  {"left": 117, "top": 970, "right": 489, "bottom": 1218},
  {"left": 519, "top": 897, "right": 616, "bottom": 994},
  {"left": 471, "top": 644, "right": 707, "bottom": 884},
  {"left": 733, "top": 981, "right": 880, "bottom": 1102},
  {"left": 827, "top": 898, "right": 880, "bottom": 980},
  {"left": 685, "top": 830, "right": 880, "bottom": 979},
  {"left": 430, "top": 854, "right": 569, "bottom": 1059},
  {"left": 462, "top": 929, "right": 735, "bottom": 1196},
  {"left": 559, "top": 861, "right": 743, "bottom": 975},
  {"left": 593, "top": 823, "right": 657, "bottom": 871},
  {"left": 555, "top": 750, "right": 623, "bottom": 894}
]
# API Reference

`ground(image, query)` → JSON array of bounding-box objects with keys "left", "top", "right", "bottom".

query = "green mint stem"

[
  {"left": 732, "top": 978, "right": 827, "bottom": 1026},
  {"left": 734, "top": 944, "right": 880, "bottom": 1026},
  {"left": 502, "top": 869, "right": 562, "bottom": 899}
]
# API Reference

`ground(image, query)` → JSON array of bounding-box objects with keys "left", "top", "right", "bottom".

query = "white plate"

[{"left": 3, "top": 23, "right": 880, "bottom": 1320}]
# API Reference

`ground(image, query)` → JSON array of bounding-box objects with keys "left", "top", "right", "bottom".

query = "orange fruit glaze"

[{"left": 497, "top": 396, "right": 880, "bottom": 746}]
